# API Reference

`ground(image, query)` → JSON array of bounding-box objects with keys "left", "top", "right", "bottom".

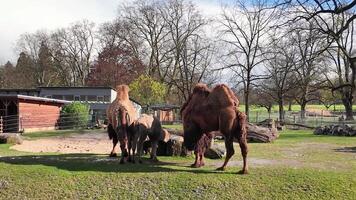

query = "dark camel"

[{"left": 181, "top": 83, "right": 248, "bottom": 174}]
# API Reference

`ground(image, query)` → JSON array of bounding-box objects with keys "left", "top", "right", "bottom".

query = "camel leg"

[
  {"left": 131, "top": 134, "right": 139, "bottom": 164},
  {"left": 110, "top": 136, "right": 118, "bottom": 157},
  {"left": 217, "top": 136, "right": 234, "bottom": 171},
  {"left": 150, "top": 140, "right": 159, "bottom": 162},
  {"left": 191, "top": 151, "right": 200, "bottom": 168},
  {"left": 200, "top": 152, "right": 205, "bottom": 167},
  {"left": 137, "top": 133, "right": 147, "bottom": 164},
  {"left": 238, "top": 136, "right": 248, "bottom": 174},
  {"left": 119, "top": 139, "right": 128, "bottom": 164}
]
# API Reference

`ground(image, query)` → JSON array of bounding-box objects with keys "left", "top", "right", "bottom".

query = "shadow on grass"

[
  {"left": 334, "top": 147, "right": 356, "bottom": 153},
  {"left": 0, "top": 154, "right": 240, "bottom": 175}
]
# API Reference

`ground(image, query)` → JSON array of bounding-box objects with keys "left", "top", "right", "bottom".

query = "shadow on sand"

[
  {"left": 0, "top": 153, "right": 240, "bottom": 175},
  {"left": 334, "top": 146, "right": 356, "bottom": 153}
]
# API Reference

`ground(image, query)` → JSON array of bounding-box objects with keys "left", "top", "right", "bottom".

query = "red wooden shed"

[{"left": 0, "top": 95, "right": 70, "bottom": 133}]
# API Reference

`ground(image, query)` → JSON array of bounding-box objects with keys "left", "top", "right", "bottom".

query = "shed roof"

[{"left": 0, "top": 94, "right": 71, "bottom": 105}]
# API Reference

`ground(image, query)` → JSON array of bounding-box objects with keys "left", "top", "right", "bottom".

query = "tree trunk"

[
  {"left": 278, "top": 100, "right": 284, "bottom": 122},
  {"left": 300, "top": 102, "right": 307, "bottom": 120},
  {"left": 288, "top": 101, "right": 292, "bottom": 111},
  {"left": 244, "top": 90, "right": 249, "bottom": 122},
  {"left": 342, "top": 96, "right": 354, "bottom": 120}
]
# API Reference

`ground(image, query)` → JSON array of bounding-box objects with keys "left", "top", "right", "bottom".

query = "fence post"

[{"left": 0, "top": 116, "right": 3, "bottom": 134}]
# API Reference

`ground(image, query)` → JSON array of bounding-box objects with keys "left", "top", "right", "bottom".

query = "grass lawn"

[{"left": 0, "top": 129, "right": 355, "bottom": 199}]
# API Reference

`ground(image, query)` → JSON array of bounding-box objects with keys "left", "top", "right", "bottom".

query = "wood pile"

[
  {"left": 247, "top": 121, "right": 279, "bottom": 143},
  {"left": 314, "top": 124, "right": 356, "bottom": 136}
]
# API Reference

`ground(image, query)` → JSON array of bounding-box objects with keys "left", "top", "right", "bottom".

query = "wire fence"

[
  {"left": 249, "top": 110, "right": 356, "bottom": 127},
  {"left": 0, "top": 112, "right": 98, "bottom": 133}
]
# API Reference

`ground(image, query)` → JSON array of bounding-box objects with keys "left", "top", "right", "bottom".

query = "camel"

[
  {"left": 106, "top": 84, "right": 138, "bottom": 164},
  {"left": 131, "top": 114, "right": 170, "bottom": 163},
  {"left": 181, "top": 83, "right": 248, "bottom": 174}
]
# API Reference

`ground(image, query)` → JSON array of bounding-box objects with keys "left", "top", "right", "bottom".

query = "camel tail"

[
  {"left": 235, "top": 110, "right": 247, "bottom": 139},
  {"left": 107, "top": 124, "right": 117, "bottom": 140}
]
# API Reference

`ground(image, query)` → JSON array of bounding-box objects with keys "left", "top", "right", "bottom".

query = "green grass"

[
  {"left": 0, "top": 129, "right": 355, "bottom": 199},
  {"left": 23, "top": 129, "right": 97, "bottom": 140}
]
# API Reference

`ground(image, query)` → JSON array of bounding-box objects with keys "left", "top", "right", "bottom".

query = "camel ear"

[{"left": 161, "top": 129, "right": 170, "bottom": 142}]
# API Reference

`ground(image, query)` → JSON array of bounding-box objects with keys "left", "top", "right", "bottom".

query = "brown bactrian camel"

[
  {"left": 106, "top": 84, "right": 138, "bottom": 164},
  {"left": 181, "top": 83, "right": 248, "bottom": 174},
  {"left": 131, "top": 114, "right": 170, "bottom": 163}
]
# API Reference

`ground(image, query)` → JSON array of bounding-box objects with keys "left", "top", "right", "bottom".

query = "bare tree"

[
  {"left": 259, "top": 33, "right": 297, "bottom": 121},
  {"left": 290, "top": 22, "right": 328, "bottom": 119},
  {"left": 51, "top": 20, "right": 95, "bottom": 86},
  {"left": 323, "top": 20, "right": 356, "bottom": 119},
  {"left": 219, "top": 0, "right": 281, "bottom": 120},
  {"left": 161, "top": 0, "right": 212, "bottom": 101}
]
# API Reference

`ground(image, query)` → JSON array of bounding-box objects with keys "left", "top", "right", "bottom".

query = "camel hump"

[
  {"left": 207, "top": 84, "right": 239, "bottom": 107},
  {"left": 136, "top": 114, "right": 155, "bottom": 129}
]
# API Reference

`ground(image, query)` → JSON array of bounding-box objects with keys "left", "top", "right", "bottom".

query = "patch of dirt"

[
  {"left": 306, "top": 108, "right": 333, "bottom": 117},
  {"left": 11, "top": 132, "right": 114, "bottom": 154}
]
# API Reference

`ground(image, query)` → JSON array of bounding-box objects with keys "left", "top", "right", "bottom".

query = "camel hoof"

[
  {"left": 216, "top": 167, "right": 226, "bottom": 171},
  {"left": 191, "top": 163, "right": 201, "bottom": 168},
  {"left": 238, "top": 169, "right": 249, "bottom": 175},
  {"left": 109, "top": 153, "right": 117, "bottom": 157},
  {"left": 128, "top": 156, "right": 133, "bottom": 162}
]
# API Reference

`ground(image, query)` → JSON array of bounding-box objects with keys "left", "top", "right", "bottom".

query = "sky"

[{"left": 0, "top": 0, "right": 223, "bottom": 65}]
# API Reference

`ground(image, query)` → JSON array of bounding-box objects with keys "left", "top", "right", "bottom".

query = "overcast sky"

[{"left": 0, "top": 0, "right": 222, "bottom": 65}]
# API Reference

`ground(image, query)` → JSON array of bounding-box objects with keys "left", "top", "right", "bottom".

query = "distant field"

[
  {"left": 238, "top": 104, "right": 355, "bottom": 112},
  {"left": 0, "top": 129, "right": 355, "bottom": 199}
]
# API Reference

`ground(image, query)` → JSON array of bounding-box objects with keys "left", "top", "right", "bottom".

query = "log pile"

[
  {"left": 246, "top": 122, "right": 279, "bottom": 143},
  {"left": 314, "top": 125, "right": 356, "bottom": 137}
]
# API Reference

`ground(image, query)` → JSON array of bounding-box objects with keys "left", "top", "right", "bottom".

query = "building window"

[
  {"left": 74, "top": 95, "right": 80, "bottom": 101},
  {"left": 80, "top": 95, "right": 87, "bottom": 101},
  {"left": 53, "top": 95, "right": 63, "bottom": 100},
  {"left": 87, "top": 95, "right": 97, "bottom": 101},
  {"left": 64, "top": 95, "right": 74, "bottom": 101},
  {"left": 97, "top": 96, "right": 104, "bottom": 102},
  {"left": 104, "top": 96, "right": 110, "bottom": 102},
  {"left": 45, "top": 95, "right": 52, "bottom": 98}
]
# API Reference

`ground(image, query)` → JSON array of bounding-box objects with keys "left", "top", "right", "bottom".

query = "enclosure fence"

[
  {"left": 249, "top": 110, "right": 356, "bottom": 127},
  {"left": 0, "top": 112, "right": 95, "bottom": 133}
]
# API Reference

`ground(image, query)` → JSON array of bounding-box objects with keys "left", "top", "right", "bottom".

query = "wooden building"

[
  {"left": 149, "top": 104, "right": 180, "bottom": 124},
  {"left": 0, "top": 95, "right": 70, "bottom": 133}
]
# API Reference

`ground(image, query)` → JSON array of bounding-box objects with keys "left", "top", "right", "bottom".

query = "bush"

[{"left": 60, "top": 102, "right": 90, "bottom": 129}]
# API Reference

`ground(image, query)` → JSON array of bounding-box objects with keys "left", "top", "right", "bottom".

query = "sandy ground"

[{"left": 11, "top": 132, "right": 114, "bottom": 154}]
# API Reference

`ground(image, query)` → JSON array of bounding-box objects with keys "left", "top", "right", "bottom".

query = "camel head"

[{"left": 183, "top": 122, "right": 203, "bottom": 151}]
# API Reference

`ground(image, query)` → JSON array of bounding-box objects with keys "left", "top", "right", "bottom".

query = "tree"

[
  {"left": 161, "top": 0, "right": 213, "bottom": 101},
  {"left": 15, "top": 52, "right": 37, "bottom": 88},
  {"left": 0, "top": 61, "right": 16, "bottom": 89},
  {"left": 287, "top": 0, "right": 356, "bottom": 119},
  {"left": 86, "top": 46, "right": 145, "bottom": 87},
  {"left": 259, "top": 34, "right": 297, "bottom": 121},
  {"left": 290, "top": 22, "right": 328, "bottom": 119},
  {"left": 129, "top": 75, "right": 167, "bottom": 105},
  {"left": 51, "top": 20, "right": 95, "bottom": 86},
  {"left": 219, "top": 0, "right": 280, "bottom": 120}
]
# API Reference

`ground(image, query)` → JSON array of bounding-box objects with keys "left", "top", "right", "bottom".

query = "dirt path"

[{"left": 11, "top": 132, "right": 114, "bottom": 154}]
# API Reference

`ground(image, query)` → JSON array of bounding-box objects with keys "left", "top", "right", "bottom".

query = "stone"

[
  {"left": 204, "top": 143, "right": 226, "bottom": 159},
  {"left": 0, "top": 133, "right": 23, "bottom": 144}
]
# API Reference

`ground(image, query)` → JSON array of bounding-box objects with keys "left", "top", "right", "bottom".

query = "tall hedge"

[{"left": 60, "top": 102, "right": 90, "bottom": 129}]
